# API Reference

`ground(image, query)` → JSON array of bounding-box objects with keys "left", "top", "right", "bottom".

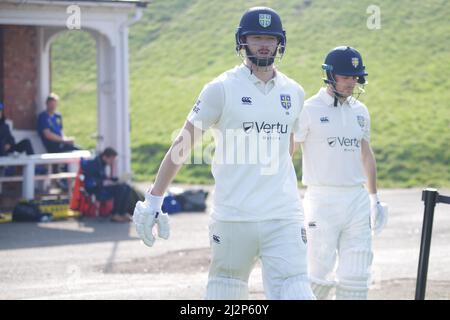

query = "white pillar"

[
  {"left": 38, "top": 27, "right": 65, "bottom": 112},
  {"left": 96, "top": 33, "right": 115, "bottom": 154},
  {"left": 96, "top": 29, "right": 131, "bottom": 177},
  {"left": 37, "top": 27, "right": 51, "bottom": 113},
  {"left": 118, "top": 25, "right": 131, "bottom": 175}
]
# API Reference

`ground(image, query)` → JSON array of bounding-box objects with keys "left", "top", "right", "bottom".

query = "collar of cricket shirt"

[
  {"left": 240, "top": 63, "right": 277, "bottom": 88},
  {"left": 318, "top": 87, "right": 351, "bottom": 108}
]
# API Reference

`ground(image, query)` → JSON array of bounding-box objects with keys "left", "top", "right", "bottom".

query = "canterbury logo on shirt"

[
  {"left": 241, "top": 96, "right": 252, "bottom": 105},
  {"left": 320, "top": 116, "right": 329, "bottom": 123}
]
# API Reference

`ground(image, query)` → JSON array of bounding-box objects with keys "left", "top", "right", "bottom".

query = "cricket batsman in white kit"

[
  {"left": 294, "top": 46, "right": 388, "bottom": 299},
  {"left": 133, "top": 7, "right": 315, "bottom": 300}
]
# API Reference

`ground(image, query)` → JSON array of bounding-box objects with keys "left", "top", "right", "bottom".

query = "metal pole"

[{"left": 415, "top": 188, "right": 438, "bottom": 300}]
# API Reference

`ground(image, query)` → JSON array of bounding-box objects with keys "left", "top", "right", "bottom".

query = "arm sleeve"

[
  {"left": 37, "top": 113, "right": 50, "bottom": 133},
  {"left": 362, "top": 107, "right": 371, "bottom": 142},
  {"left": 187, "top": 80, "right": 225, "bottom": 130}
]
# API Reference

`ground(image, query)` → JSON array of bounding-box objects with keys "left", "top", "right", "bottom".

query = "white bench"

[{"left": 0, "top": 150, "right": 92, "bottom": 200}]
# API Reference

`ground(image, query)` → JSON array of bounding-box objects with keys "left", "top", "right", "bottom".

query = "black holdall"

[
  {"left": 175, "top": 190, "right": 209, "bottom": 212},
  {"left": 12, "top": 201, "right": 52, "bottom": 222}
]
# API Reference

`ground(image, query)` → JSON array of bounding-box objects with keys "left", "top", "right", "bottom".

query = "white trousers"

[
  {"left": 206, "top": 218, "right": 315, "bottom": 300},
  {"left": 304, "top": 186, "right": 373, "bottom": 300}
]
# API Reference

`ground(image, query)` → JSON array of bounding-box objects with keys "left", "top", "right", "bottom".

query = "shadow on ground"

[{"left": 0, "top": 218, "right": 135, "bottom": 250}]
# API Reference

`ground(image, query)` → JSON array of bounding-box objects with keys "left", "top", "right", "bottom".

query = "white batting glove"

[
  {"left": 133, "top": 192, "right": 170, "bottom": 247},
  {"left": 369, "top": 194, "right": 388, "bottom": 236},
  {"left": 157, "top": 209, "right": 170, "bottom": 240}
]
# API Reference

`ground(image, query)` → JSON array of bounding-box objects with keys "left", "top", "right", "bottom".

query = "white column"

[
  {"left": 38, "top": 27, "right": 65, "bottom": 112},
  {"left": 37, "top": 27, "right": 50, "bottom": 113},
  {"left": 96, "top": 29, "right": 131, "bottom": 177},
  {"left": 112, "top": 34, "right": 125, "bottom": 176},
  {"left": 118, "top": 25, "right": 131, "bottom": 175},
  {"left": 96, "top": 33, "right": 115, "bottom": 154}
]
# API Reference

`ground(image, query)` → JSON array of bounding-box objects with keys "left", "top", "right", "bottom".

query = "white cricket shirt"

[
  {"left": 295, "top": 87, "right": 371, "bottom": 187},
  {"left": 187, "top": 64, "right": 305, "bottom": 221}
]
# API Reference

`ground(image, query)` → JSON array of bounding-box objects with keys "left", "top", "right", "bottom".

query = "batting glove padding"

[
  {"left": 369, "top": 194, "right": 388, "bottom": 235},
  {"left": 133, "top": 193, "right": 170, "bottom": 247},
  {"left": 157, "top": 212, "right": 170, "bottom": 240}
]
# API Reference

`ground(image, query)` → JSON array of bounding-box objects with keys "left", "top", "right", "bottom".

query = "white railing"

[{"left": 0, "top": 150, "right": 92, "bottom": 200}]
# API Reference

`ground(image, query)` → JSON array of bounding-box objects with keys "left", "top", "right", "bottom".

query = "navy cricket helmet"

[
  {"left": 322, "top": 46, "right": 368, "bottom": 84},
  {"left": 235, "top": 7, "right": 286, "bottom": 65}
]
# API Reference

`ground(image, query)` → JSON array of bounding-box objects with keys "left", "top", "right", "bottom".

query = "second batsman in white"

[
  {"left": 294, "top": 46, "right": 388, "bottom": 299},
  {"left": 133, "top": 7, "right": 315, "bottom": 300}
]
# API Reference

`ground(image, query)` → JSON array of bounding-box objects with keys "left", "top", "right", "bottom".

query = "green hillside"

[{"left": 51, "top": 0, "right": 450, "bottom": 187}]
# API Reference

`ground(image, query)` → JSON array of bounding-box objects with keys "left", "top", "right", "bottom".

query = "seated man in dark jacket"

[
  {"left": 37, "top": 93, "right": 81, "bottom": 153},
  {"left": 0, "top": 102, "right": 34, "bottom": 156},
  {"left": 82, "top": 147, "right": 136, "bottom": 222}
]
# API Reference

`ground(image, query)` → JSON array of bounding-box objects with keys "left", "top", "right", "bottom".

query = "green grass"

[{"left": 51, "top": 0, "right": 450, "bottom": 187}]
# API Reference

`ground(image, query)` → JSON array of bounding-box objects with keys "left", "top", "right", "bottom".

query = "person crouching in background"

[{"left": 82, "top": 147, "right": 142, "bottom": 222}]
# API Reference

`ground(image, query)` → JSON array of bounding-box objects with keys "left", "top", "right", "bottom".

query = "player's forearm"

[
  {"left": 150, "top": 148, "right": 185, "bottom": 196},
  {"left": 365, "top": 162, "right": 377, "bottom": 194},
  {"left": 362, "top": 145, "right": 377, "bottom": 194}
]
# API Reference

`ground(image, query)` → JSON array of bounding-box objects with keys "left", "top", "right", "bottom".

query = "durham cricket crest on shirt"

[
  {"left": 259, "top": 14, "right": 271, "bottom": 28},
  {"left": 357, "top": 115, "right": 365, "bottom": 128},
  {"left": 280, "top": 94, "right": 291, "bottom": 110}
]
